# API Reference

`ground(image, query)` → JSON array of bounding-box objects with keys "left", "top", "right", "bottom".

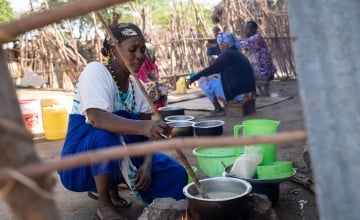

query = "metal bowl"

[
  {"left": 193, "top": 120, "right": 224, "bottom": 136},
  {"left": 183, "top": 177, "right": 252, "bottom": 220},
  {"left": 167, "top": 120, "right": 194, "bottom": 137},
  {"left": 164, "top": 115, "right": 194, "bottom": 122},
  {"left": 158, "top": 106, "right": 185, "bottom": 118}
]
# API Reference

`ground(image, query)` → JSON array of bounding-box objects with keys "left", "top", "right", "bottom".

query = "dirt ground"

[{"left": 0, "top": 80, "right": 319, "bottom": 220}]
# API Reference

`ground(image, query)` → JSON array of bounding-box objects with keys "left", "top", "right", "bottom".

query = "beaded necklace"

[{"left": 106, "top": 62, "right": 136, "bottom": 113}]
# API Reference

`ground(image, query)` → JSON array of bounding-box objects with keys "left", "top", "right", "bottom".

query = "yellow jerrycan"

[
  {"left": 176, "top": 77, "right": 187, "bottom": 94},
  {"left": 40, "top": 98, "right": 69, "bottom": 140}
]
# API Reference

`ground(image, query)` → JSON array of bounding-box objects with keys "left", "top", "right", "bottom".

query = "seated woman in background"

[
  {"left": 136, "top": 43, "right": 169, "bottom": 109},
  {"left": 58, "top": 23, "right": 187, "bottom": 220},
  {"left": 188, "top": 32, "right": 256, "bottom": 116},
  {"left": 206, "top": 25, "right": 222, "bottom": 59},
  {"left": 198, "top": 55, "right": 224, "bottom": 117},
  {"left": 197, "top": 25, "right": 224, "bottom": 117},
  {"left": 241, "top": 20, "right": 277, "bottom": 81}
]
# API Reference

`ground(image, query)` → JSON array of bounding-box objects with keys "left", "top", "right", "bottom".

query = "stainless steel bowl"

[{"left": 164, "top": 115, "right": 194, "bottom": 122}]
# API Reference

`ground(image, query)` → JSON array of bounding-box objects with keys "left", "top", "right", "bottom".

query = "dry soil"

[{"left": 0, "top": 80, "right": 318, "bottom": 220}]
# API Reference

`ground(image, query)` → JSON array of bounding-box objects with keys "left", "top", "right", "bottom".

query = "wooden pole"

[
  {"left": 0, "top": 1, "right": 134, "bottom": 219},
  {"left": 288, "top": 0, "right": 360, "bottom": 218},
  {"left": 0, "top": 0, "right": 132, "bottom": 44},
  {"left": 94, "top": 12, "right": 205, "bottom": 193},
  {"left": 0, "top": 48, "right": 61, "bottom": 220},
  {"left": 94, "top": 12, "right": 162, "bottom": 120},
  {"left": 0, "top": 131, "right": 307, "bottom": 184}
]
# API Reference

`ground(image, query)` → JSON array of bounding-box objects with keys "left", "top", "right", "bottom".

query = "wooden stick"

[
  {"left": 94, "top": 13, "right": 202, "bottom": 193},
  {"left": 0, "top": 131, "right": 306, "bottom": 183},
  {"left": 95, "top": 12, "right": 162, "bottom": 120},
  {"left": 0, "top": 47, "right": 61, "bottom": 219},
  {"left": 0, "top": 0, "right": 131, "bottom": 44},
  {"left": 175, "top": 148, "right": 207, "bottom": 197}
]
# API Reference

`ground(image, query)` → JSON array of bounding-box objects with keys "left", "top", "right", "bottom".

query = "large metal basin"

[{"left": 183, "top": 177, "right": 252, "bottom": 220}]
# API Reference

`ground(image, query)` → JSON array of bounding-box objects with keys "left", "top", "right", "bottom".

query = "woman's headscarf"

[
  {"left": 216, "top": 32, "right": 241, "bottom": 48},
  {"left": 145, "top": 43, "right": 155, "bottom": 63},
  {"left": 101, "top": 23, "right": 144, "bottom": 57}
]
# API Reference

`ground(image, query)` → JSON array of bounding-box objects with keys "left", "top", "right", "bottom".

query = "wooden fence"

[{"left": 5, "top": 0, "right": 296, "bottom": 90}]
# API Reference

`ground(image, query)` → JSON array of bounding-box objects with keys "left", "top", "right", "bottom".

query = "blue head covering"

[{"left": 217, "top": 32, "right": 241, "bottom": 49}]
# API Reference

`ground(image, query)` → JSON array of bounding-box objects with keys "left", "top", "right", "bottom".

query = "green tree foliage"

[{"left": 0, "top": 0, "right": 15, "bottom": 23}]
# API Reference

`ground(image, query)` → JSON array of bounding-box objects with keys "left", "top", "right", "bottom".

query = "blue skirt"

[
  {"left": 199, "top": 74, "right": 225, "bottom": 101},
  {"left": 199, "top": 75, "right": 244, "bottom": 103},
  {"left": 58, "top": 110, "right": 188, "bottom": 204}
]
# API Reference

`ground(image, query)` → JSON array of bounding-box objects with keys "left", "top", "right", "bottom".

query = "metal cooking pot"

[
  {"left": 167, "top": 120, "right": 194, "bottom": 137},
  {"left": 193, "top": 120, "right": 224, "bottom": 136},
  {"left": 164, "top": 115, "right": 194, "bottom": 122},
  {"left": 158, "top": 106, "right": 185, "bottom": 118},
  {"left": 183, "top": 177, "right": 252, "bottom": 220}
]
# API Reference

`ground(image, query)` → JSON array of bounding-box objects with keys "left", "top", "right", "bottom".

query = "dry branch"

[
  {"left": 0, "top": 0, "right": 132, "bottom": 44},
  {"left": 0, "top": 131, "right": 306, "bottom": 184},
  {"left": 0, "top": 1, "right": 136, "bottom": 219},
  {"left": 95, "top": 12, "right": 163, "bottom": 120},
  {"left": 94, "top": 13, "right": 203, "bottom": 190}
]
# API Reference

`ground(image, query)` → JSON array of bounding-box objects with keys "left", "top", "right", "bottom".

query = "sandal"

[
  {"left": 97, "top": 207, "right": 127, "bottom": 220},
  {"left": 88, "top": 191, "right": 132, "bottom": 209},
  {"left": 110, "top": 190, "right": 132, "bottom": 208}
]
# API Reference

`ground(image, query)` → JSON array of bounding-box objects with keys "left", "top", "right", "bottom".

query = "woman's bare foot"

[{"left": 94, "top": 175, "right": 127, "bottom": 219}]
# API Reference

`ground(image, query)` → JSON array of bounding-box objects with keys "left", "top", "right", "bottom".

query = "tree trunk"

[{"left": 0, "top": 48, "right": 60, "bottom": 220}]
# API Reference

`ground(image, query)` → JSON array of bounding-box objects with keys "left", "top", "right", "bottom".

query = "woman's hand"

[
  {"left": 134, "top": 155, "right": 152, "bottom": 192},
  {"left": 143, "top": 120, "right": 172, "bottom": 140},
  {"left": 186, "top": 79, "right": 194, "bottom": 88}
]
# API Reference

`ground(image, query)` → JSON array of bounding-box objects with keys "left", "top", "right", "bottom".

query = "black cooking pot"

[
  {"left": 158, "top": 106, "right": 185, "bottom": 118},
  {"left": 193, "top": 120, "right": 224, "bottom": 136},
  {"left": 167, "top": 120, "right": 194, "bottom": 137},
  {"left": 183, "top": 177, "right": 252, "bottom": 220}
]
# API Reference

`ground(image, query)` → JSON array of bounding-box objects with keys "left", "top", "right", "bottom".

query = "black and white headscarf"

[{"left": 101, "top": 23, "right": 143, "bottom": 57}]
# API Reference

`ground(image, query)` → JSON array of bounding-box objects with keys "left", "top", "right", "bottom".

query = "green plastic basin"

[
  {"left": 256, "top": 161, "right": 293, "bottom": 180},
  {"left": 193, "top": 147, "right": 241, "bottom": 177}
]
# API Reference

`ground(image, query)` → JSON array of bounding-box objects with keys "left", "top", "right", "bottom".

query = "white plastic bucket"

[{"left": 19, "top": 99, "right": 43, "bottom": 134}]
